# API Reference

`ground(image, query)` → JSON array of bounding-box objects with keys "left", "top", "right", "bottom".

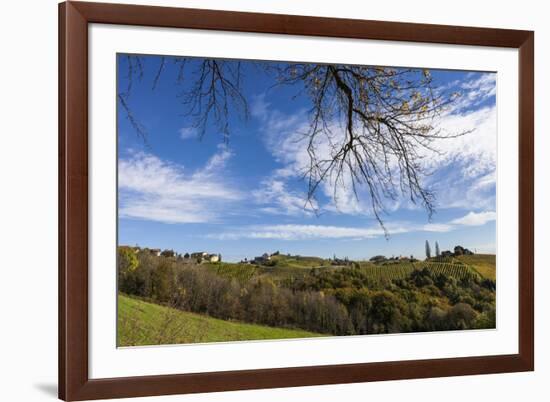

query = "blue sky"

[{"left": 117, "top": 55, "right": 497, "bottom": 262}]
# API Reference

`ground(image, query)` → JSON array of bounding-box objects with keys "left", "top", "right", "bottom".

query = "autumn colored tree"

[{"left": 117, "top": 246, "right": 139, "bottom": 282}]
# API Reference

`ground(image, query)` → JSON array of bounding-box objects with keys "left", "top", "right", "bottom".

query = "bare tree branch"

[{"left": 118, "top": 56, "right": 468, "bottom": 232}]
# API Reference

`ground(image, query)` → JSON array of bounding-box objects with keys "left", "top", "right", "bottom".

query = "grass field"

[
  {"left": 118, "top": 294, "right": 322, "bottom": 346},
  {"left": 455, "top": 254, "right": 496, "bottom": 280}
]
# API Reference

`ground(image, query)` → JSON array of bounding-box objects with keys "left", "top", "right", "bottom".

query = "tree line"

[{"left": 118, "top": 247, "right": 495, "bottom": 337}]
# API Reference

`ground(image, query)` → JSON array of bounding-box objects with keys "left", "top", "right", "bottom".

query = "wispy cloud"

[
  {"left": 460, "top": 73, "right": 497, "bottom": 104},
  {"left": 451, "top": 211, "right": 496, "bottom": 226},
  {"left": 250, "top": 71, "right": 497, "bottom": 218},
  {"left": 252, "top": 176, "right": 317, "bottom": 216},
  {"left": 207, "top": 211, "right": 493, "bottom": 241},
  {"left": 208, "top": 224, "right": 398, "bottom": 241},
  {"left": 179, "top": 127, "right": 197, "bottom": 141},
  {"left": 118, "top": 146, "right": 241, "bottom": 224},
  {"left": 252, "top": 95, "right": 369, "bottom": 216},
  {"left": 422, "top": 223, "right": 454, "bottom": 233}
]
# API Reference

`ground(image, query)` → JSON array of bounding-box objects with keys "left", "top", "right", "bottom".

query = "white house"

[
  {"left": 207, "top": 254, "right": 221, "bottom": 263},
  {"left": 190, "top": 251, "right": 208, "bottom": 260}
]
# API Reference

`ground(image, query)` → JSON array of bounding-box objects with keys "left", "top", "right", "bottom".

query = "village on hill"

[
  {"left": 117, "top": 240, "right": 495, "bottom": 346},
  {"left": 121, "top": 241, "right": 475, "bottom": 268},
  {"left": 124, "top": 246, "right": 222, "bottom": 263}
]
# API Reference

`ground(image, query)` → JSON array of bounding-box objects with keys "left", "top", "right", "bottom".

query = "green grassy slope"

[
  {"left": 455, "top": 254, "right": 496, "bottom": 280},
  {"left": 118, "top": 295, "right": 323, "bottom": 347}
]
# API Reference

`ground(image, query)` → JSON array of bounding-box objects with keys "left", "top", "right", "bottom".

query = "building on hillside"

[
  {"left": 161, "top": 249, "right": 176, "bottom": 258},
  {"left": 453, "top": 245, "right": 474, "bottom": 256},
  {"left": 369, "top": 255, "right": 387, "bottom": 263},
  {"left": 149, "top": 248, "right": 161, "bottom": 257},
  {"left": 207, "top": 254, "right": 221, "bottom": 263},
  {"left": 441, "top": 250, "right": 453, "bottom": 258},
  {"left": 190, "top": 251, "right": 208, "bottom": 260},
  {"left": 253, "top": 253, "right": 271, "bottom": 264},
  {"left": 332, "top": 256, "right": 351, "bottom": 266}
]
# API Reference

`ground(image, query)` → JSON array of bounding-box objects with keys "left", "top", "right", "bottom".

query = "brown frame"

[{"left": 59, "top": 1, "right": 534, "bottom": 400}]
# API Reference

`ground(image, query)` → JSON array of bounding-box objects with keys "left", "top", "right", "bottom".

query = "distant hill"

[
  {"left": 269, "top": 254, "right": 328, "bottom": 268},
  {"left": 118, "top": 294, "right": 323, "bottom": 347}
]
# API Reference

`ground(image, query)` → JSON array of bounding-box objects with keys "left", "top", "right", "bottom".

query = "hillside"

[
  {"left": 118, "top": 294, "right": 323, "bottom": 347},
  {"left": 200, "top": 254, "right": 496, "bottom": 284},
  {"left": 455, "top": 254, "right": 496, "bottom": 280},
  {"left": 270, "top": 254, "right": 328, "bottom": 268}
]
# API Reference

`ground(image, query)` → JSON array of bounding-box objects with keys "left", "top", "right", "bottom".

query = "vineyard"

[
  {"left": 416, "top": 261, "right": 482, "bottom": 280},
  {"left": 357, "top": 261, "right": 481, "bottom": 284},
  {"left": 118, "top": 248, "right": 496, "bottom": 343},
  {"left": 205, "top": 258, "right": 484, "bottom": 286},
  {"left": 204, "top": 263, "right": 257, "bottom": 283}
]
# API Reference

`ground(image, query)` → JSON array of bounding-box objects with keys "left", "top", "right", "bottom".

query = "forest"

[{"left": 118, "top": 246, "right": 496, "bottom": 343}]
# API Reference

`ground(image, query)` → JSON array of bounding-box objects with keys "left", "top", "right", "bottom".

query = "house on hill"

[
  {"left": 189, "top": 252, "right": 221, "bottom": 263},
  {"left": 191, "top": 251, "right": 208, "bottom": 260},
  {"left": 332, "top": 255, "right": 351, "bottom": 265},
  {"left": 149, "top": 248, "right": 161, "bottom": 257},
  {"left": 161, "top": 249, "right": 176, "bottom": 258},
  {"left": 438, "top": 246, "right": 473, "bottom": 258},
  {"left": 254, "top": 253, "right": 271, "bottom": 264},
  {"left": 207, "top": 254, "right": 221, "bottom": 263},
  {"left": 369, "top": 255, "right": 387, "bottom": 263},
  {"left": 454, "top": 245, "right": 474, "bottom": 256}
]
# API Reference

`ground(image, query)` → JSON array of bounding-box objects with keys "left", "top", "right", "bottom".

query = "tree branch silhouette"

[{"left": 119, "top": 56, "right": 468, "bottom": 232}]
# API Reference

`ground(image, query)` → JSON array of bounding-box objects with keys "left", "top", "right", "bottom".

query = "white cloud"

[
  {"left": 199, "top": 144, "right": 233, "bottom": 175},
  {"left": 252, "top": 177, "right": 317, "bottom": 216},
  {"left": 426, "top": 74, "right": 497, "bottom": 212},
  {"left": 451, "top": 211, "right": 496, "bottom": 226},
  {"left": 424, "top": 105, "right": 497, "bottom": 212},
  {"left": 424, "top": 106, "right": 497, "bottom": 184},
  {"left": 460, "top": 73, "right": 496, "bottom": 101},
  {"left": 179, "top": 127, "right": 197, "bottom": 140},
  {"left": 422, "top": 223, "right": 454, "bottom": 233},
  {"left": 208, "top": 213, "right": 486, "bottom": 241},
  {"left": 252, "top": 96, "right": 367, "bottom": 215},
  {"left": 250, "top": 71, "right": 497, "bottom": 219},
  {"left": 209, "top": 224, "right": 397, "bottom": 241},
  {"left": 118, "top": 147, "right": 241, "bottom": 224},
  {"left": 435, "top": 73, "right": 496, "bottom": 113}
]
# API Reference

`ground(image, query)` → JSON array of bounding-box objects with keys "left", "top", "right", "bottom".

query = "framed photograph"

[{"left": 59, "top": 1, "right": 534, "bottom": 400}]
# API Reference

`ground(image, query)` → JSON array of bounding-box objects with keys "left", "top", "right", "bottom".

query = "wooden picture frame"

[{"left": 59, "top": 1, "right": 534, "bottom": 400}]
